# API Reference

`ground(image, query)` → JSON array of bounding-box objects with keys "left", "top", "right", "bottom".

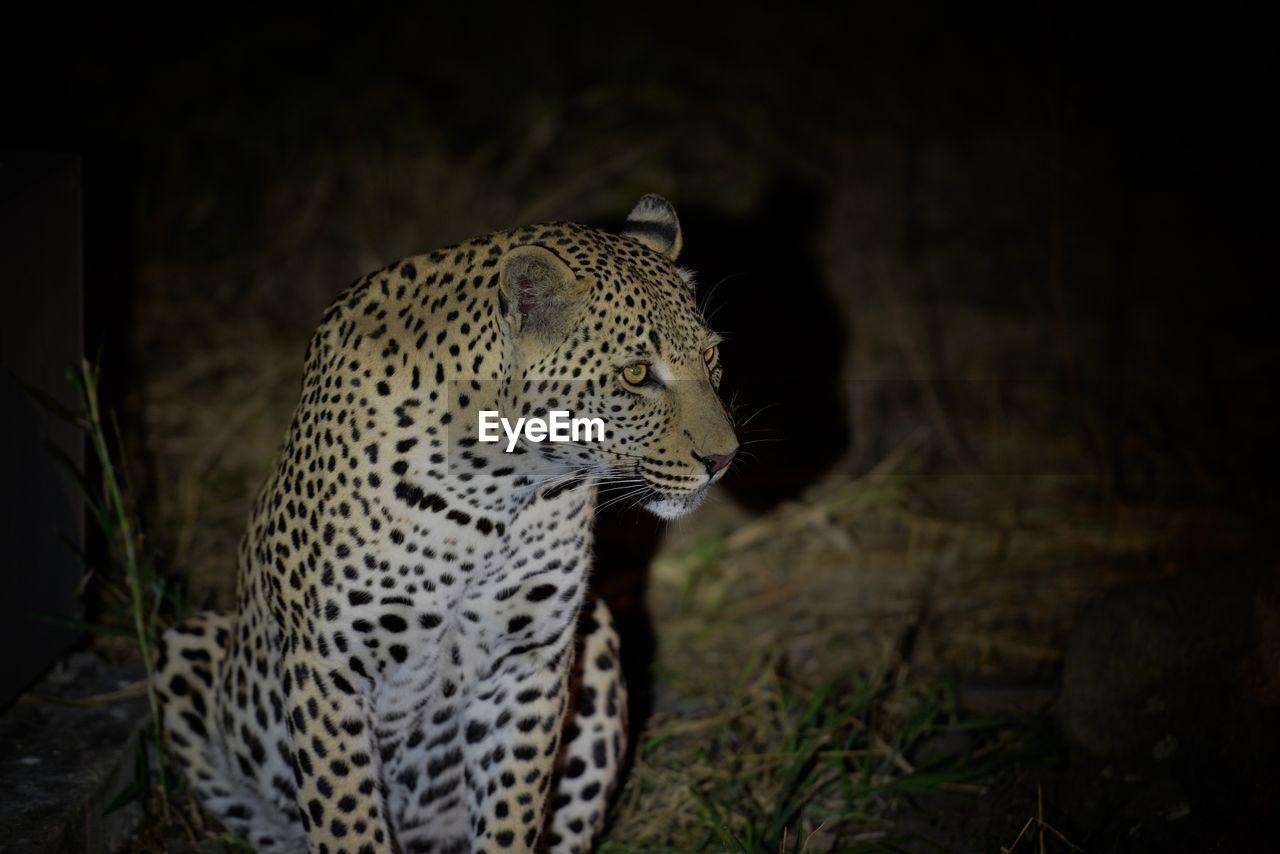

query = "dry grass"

[
  {"left": 598, "top": 434, "right": 1247, "bottom": 848},
  {"left": 606, "top": 661, "right": 1001, "bottom": 852}
]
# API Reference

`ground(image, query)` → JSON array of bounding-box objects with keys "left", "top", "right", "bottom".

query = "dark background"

[
  {"left": 3, "top": 5, "right": 1277, "bottom": 850},
  {"left": 6, "top": 5, "right": 1274, "bottom": 500}
]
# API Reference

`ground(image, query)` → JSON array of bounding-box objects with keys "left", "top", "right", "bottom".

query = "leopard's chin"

[{"left": 640, "top": 486, "right": 708, "bottom": 520}]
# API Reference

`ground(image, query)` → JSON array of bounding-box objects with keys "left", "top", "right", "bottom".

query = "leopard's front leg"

[
  {"left": 463, "top": 637, "right": 575, "bottom": 852},
  {"left": 282, "top": 647, "right": 395, "bottom": 853}
]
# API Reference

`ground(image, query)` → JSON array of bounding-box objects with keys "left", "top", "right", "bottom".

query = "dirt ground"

[{"left": 7, "top": 6, "right": 1277, "bottom": 851}]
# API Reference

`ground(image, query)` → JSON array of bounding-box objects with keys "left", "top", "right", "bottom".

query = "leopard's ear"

[
  {"left": 621, "top": 194, "right": 682, "bottom": 261},
  {"left": 499, "top": 245, "right": 589, "bottom": 342}
]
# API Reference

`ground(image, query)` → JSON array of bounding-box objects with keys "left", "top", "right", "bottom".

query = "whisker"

[
  {"left": 697, "top": 271, "right": 746, "bottom": 322},
  {"left": 737, "top": 403, "right": 778, "bottom": 428},
  {"left": 594, "top": 486, "right": 654, "bottom": 514}
]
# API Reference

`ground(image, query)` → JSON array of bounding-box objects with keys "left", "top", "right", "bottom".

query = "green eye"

[
  {"left": 703, "top": 345, "right": 718, "bottom": 365},
  {"left": 622, "top": 363, "right": 649, "bottom": 385}
]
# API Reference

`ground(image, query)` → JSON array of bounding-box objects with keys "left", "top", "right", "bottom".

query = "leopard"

[{"left": 154, "top": 194, "right": 738, "bottom": 853}]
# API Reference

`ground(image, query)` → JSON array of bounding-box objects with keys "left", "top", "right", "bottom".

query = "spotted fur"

[{"left": 156, "top": 195, "right": 737, "bottom": 852}]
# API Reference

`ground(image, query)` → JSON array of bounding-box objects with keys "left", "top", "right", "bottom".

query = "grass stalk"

[{"left": 70, "top": 358, "right": 171, "bottom": 822}]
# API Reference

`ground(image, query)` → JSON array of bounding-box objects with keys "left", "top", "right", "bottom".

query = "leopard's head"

[{"left": 497, "top": 195, "right": 738, "bottom": 519}]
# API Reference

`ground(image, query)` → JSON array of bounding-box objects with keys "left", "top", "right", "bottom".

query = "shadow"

[
  {"left": 681, "top": 181, "right": 850, "bottom": 511},
  {"left": 593, "top": 178, "right": 851, "bottom": 756},
  {"left": 591, "top": 506, "right": 665, "bottom": 750}
]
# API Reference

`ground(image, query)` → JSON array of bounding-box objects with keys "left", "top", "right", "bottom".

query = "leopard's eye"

[
  {"left": 703, "top": 345, "right": 718, "bottom": 366},
  {"left": 621, "top": 363, "right": 649, "bottom": 386}
]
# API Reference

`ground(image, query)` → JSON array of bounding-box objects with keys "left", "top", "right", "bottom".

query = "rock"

[
  {"left": 0, "top": 653, "right": 148, "bottom": 854},
  {"left": 1060, "top": 569, "right": 1255, "bottom": 758},
  {"left": 1060, "top": 567, "right": 1280, "bottom": 814}
]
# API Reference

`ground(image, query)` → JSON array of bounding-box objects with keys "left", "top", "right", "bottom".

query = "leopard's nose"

[{"left": 692, "top": 447, "right": 737, "bottom": 477}]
